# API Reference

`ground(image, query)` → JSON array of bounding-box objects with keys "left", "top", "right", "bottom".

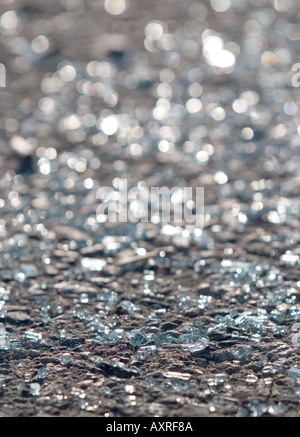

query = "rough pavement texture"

[{"left": 0, "top": 0, "right": 300, "bottom": 417}]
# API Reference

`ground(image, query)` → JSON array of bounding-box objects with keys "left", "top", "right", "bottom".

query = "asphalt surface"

[{"left": 0, "top": 0, "right": 300, "bottom": 417}]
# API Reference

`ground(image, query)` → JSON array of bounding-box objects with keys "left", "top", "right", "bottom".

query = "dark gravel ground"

[{"left": 1, "top": 0, "right": 300, "bottom": 417}]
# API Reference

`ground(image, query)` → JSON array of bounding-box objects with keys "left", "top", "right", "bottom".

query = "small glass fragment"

[
  {"left": 60, "top": 353, "right": 73, "bottom": 365},
  {"left": 30, "top": 383, "right": 41, "bottom": 396},
  {"left": 25, "top": 331, "right": 42, "bottom": 342}
]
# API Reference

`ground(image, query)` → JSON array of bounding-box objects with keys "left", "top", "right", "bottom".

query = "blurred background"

[{"left": 1, "top": 0, "right": 300, "bottom": 234}]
